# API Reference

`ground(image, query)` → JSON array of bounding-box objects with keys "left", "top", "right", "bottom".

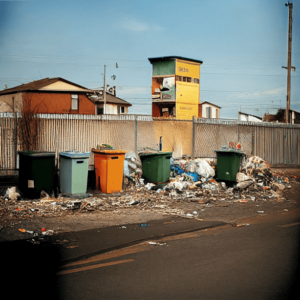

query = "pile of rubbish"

[
  {"left": 123, "top": 151, "right": 144, "bottom": 189},
  {"left": 121, "top": 153, "right": 294, "bottom": 205},
  {"left": 170, "top": 155, "right": 215, "bottom": 181},
  {"left": 234, "top": 156, "right": 291, "bottom": 195},
  {"left": 0, "top": 151, "right": 297, "bottom": 225}
]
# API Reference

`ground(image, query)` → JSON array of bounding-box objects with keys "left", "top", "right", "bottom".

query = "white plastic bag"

[
  {"left": 128, "top": 161, "right": 137, "bottom": 170},
  {"left": 185, "top": 161, "right": 196, "bottom": 173},
  {"left": 236, "top": 172, "right": 252, "bottom": 182},
  {"left": 5, "top": 187, "right": 21, "bottom": 200},
  {"left": 123, "top": 160, "right": 130, "bottom": 177},
  {"left": 196, "top": 160, "right": 215, "bottom": 178}
]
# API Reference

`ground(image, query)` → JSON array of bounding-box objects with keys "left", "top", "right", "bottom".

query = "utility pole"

[
  {"left": 103, "top": 65, "right": 106, "bottom": 114},
  {"left": 283, "top": 2, "right": 296, "bottom": 123}
]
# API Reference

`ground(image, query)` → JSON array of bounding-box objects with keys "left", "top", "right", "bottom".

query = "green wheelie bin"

[
  {"left": 215, "top": 150, "right": 246, "bottom": 182},
  {"left": 18, "top": 151, "right": 55, "bottom": 199},
  {"left": 139, "top": 151, "right": 172, "bottom": 183}
]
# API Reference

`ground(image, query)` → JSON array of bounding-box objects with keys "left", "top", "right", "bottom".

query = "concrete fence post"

[
  {"left": 192, "top": 116, "right": 195, "bottom": 159},
  {"left": 135, "top": 116, "right": 138, "bottom": 153}
]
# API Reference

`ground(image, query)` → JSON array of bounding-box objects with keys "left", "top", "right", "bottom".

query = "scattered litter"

[
  {"left": 140, "top": 224, "right": 149, "bottom": 227},
  {"left": 147, "top": 241, "right": 167, "bottom": 246},
  {"left": 41, "top": 230, "right": 54, "bottom": 236},
  {"left": 257, "top": 211, "right": 265, "bottom": 214},
  {"left": 40, "top": 190, "right": 50, "bottom": 199},
  {"left": 66, "top": 245, "right": 78, "bottom": 249},
  {"left": 18, "top": 229, "right": 34, "bottom": 234},
  {"left": 121, "top": 226, "right": 127, "bottom": 229},
  {"left": 0, "top": 153, "right": 297, "bottom": 228},
  {"left": 4, "top": 187, "right": 21, "bottom": 201},
  {"left": 236, "top": 223, "right": 250, "bottom": 227}
]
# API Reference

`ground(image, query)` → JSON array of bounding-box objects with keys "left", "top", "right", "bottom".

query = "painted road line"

[
  {"left": 61, "top": 243, "right": 149, "bottom": 268},
  {"left": 57, "top": 259, "right": 134, "bottom": 276},
  {"left": 279, "top": 222, "right": 300, "bottom": 228}
]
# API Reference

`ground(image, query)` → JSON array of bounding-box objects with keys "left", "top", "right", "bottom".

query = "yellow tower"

[{"left": 148, "top": 56, "right": 203, "bottom": 120}]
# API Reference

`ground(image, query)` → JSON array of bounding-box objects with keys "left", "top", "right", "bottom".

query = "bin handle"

[
  {"left": 166, "top": 156, "right": 172, "bottom": 159},
  {"left": 77, "top": 161, "right": 84, "bottom": 164},
  {"left": 111, "top": 157, "right": 119, "bottom": 160}
]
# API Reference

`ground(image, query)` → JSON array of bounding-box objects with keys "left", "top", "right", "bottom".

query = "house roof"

[
  {"left": 200, "top": 101, "right": 221, "bottom": 108},
  {"left": 148, "top": 56, "right": 203, "bottom": 64},
  {"left": 95, "top": 93, "right": 132, "bottom": 106},
  {"left": 238, "top": 111, "right": 262, "bottom": 120},
  {"left": 0, "top": 77, "right": 92, "bottom": 95}
]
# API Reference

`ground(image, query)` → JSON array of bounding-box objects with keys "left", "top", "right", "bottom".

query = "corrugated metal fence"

[
  {"left": 1, "top": 113, "right": 300, "bottom": 170},
  {"left": 194, "top": 118, "right": 300, "bottom": 165}
]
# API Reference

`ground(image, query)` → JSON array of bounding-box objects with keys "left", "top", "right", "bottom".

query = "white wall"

[
  {"left": 98, "top": 103, "right": 127, "bottom": 115},
  {"left": 238, "top": 113, "right": 262, "bottom": 122},
  {"left": 202, "top": 104, "right": 219, "bottom": 118}
]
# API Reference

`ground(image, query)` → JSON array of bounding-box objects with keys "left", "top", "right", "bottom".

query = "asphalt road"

[
  {"left": 54, "top": 212, "right": 300, "bottom": 300},
  {"left": 2, "top": 211, "right": 300, "bottom": 300}
]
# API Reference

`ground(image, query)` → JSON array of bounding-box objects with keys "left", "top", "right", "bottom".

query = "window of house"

[
  {"left": 194, "top": 78, "right": 199, "bottom": 84},
  {"left": 120, "top": 106, "right": 125, "bottom": 114},
  {"left": 97, "top": 107, "right": 104, "bottom": 115},
  {"left": 216, "top": 108, "right": 220, "bottom": 118},
  {"left": 206, "top": 107, "right": 211, "bottom": 118},
  {"left": 71, "top": 95, "right": 78, "bottom": 110},
  {"left": 183, "top": 77, "right": 187, "bottom": 82},
  {"left": 187, "top": 77, "right": 192, "bottom": 82},
  {"left": 176, "top": 76, "right": 182, "bottom": 81}
]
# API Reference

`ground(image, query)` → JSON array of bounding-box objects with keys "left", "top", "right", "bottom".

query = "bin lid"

[
  {"left": 92, "top": 148, "right": 127, "bottom": 154},
  {"left": 139, "top": 151, "right": 172, "bottom": 157},
  {"left": 214, "top": 150, "right": 245, "bottom": 156},
  {"left": 59, "top": 151, "right": 90, "bottom": 158},
  {"left": 18, "top": 151, "right": 55, "bottom": 157}
]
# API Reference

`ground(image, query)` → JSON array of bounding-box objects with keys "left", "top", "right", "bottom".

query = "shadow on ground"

[{"left": 0, "top": 239, "right": 61, "bottom": 300}]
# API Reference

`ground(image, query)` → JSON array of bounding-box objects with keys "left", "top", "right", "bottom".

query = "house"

[
  {"left": 238, "top": 111, "right": 262, "bottom": 122},
  {"left": 199, "top": 101, "right": 221, "bottom": 119},
  {"left": 262, "top": 109, "right": 300, "bottom": 124},
  {"left": 0, "top": 77, "right": 131, "bottom": 115},
  {"left": 88, "top": 88, "right": 132, "bottom": 115},
  {"left": 148, "top": 56, "right": 203, "bottom": 120}
]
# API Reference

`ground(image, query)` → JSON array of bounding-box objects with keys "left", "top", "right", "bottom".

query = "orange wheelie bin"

[{"left": 92, "top": 149, "right": 127, "bottom": 193}]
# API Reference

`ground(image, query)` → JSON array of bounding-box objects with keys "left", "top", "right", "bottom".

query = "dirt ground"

[{"left": 1, "top": 168, "right": 299, "bottom": 242}]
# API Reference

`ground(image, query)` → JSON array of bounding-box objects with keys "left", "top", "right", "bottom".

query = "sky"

[{"left": 0, "top": 0, "right": 299, "bottom": 118}]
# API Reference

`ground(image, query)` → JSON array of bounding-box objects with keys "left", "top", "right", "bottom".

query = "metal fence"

[
  {"left": 194, "top": 118, "right": 300, "bottom": 165},
  {"left": 1, "top": 113, "right": 300, "bottom": 170}
]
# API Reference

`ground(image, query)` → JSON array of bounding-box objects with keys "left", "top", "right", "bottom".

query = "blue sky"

[{"left": 0, "top": 0, "right": 299, "bottom": 118}]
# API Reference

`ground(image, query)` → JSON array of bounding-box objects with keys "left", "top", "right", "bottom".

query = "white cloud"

[{"left": 122, "top": 18, "right": 163, "bottom": 32}]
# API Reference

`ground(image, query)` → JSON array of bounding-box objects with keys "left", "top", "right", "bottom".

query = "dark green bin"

[
  {"left": 139, "top": 151, "right": 172, "bottom": 183},
  {"left": 18, "top": 151, "right": 55, "bottom": 199},
  {"left": 215, "top": 150, "right": 246, "bottom": 182}
]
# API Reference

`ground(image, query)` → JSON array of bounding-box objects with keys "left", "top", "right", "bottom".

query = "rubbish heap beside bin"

[
  {"left": 92, "top": 149, "right": 127, "bottom": 193},
  {"left": 18, "top": 151, "right": 55, "bottom": 199},
  {"left": 59, "top": 151, "right": 90, "bottom": 195},
  {"left": 214, "top": 150, "right": 246, "bottom": 182},
  {"left": 139, "top": 151, "right": 172, "bottom": 183}
]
